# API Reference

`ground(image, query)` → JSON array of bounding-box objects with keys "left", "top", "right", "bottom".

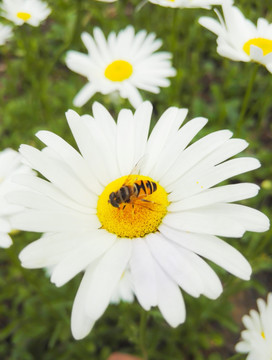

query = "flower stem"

[
  {"left": 139, "top": 309, "right": 148, "bottom": 360},
  {"left": 236, "top": 63, "right": 259, "bottom": 135}
]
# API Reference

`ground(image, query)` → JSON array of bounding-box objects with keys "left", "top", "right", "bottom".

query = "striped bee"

[{"left": 108, "top": 178, "right": 157, "bottom": 209}]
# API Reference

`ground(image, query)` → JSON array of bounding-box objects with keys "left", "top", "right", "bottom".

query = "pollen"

[
  {"left": 243, "top": 38, "right": 272, "bottom": 56},
  {"left": 261, "top": 331, "right": 265, "bottom": 339},
  {"left": 97, "top": 175, "right": 169, "bottom": 238},
  {"left": 16, "top": 12, "right": 32, "bottom": 21},
  {"left": 104, "top": 60, "right": 133, "bottom": 82}
]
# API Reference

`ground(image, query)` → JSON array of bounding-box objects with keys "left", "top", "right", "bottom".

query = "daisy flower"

[
  {"left": 148, "top": 0, "right": 228, "bottom": 10},
  {"left": 65, "top": 26, "right": 176, "bottom": 108},
  {"left": 0, "top": 23, "right": 13, "bottom": 45},
  {"left": 0, "top": 0, "right": 51, "bottom": 27},
  {"left": 0, "top": 148, "right": 34, "bottom": 248},
  {"left": 235, "top": 293, "right": 272, "bottom": 360},
  {"left": 199, "top": 3, "right": 272, "bottom": 72},
  {"left": 9, "top": 102, "right": 269, "bottom": 339}
]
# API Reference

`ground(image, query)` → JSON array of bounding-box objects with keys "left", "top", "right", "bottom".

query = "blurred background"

[{"left": 0, "top": 0, "right": 271, "bottom": 359}]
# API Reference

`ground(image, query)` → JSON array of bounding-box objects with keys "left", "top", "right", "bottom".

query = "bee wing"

[{"left": 122, "top": 155, "right": 147, "bottom": 186}]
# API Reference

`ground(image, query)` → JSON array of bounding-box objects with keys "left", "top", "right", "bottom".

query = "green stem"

[
  {"left": 236, "top": 63, "right": 259, "bottom": 135},
  {"left": 139, "top": 309, "right": 148, "bottom": 360}
]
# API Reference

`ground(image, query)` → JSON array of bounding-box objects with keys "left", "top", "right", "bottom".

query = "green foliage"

[{"left": 0, "top": 0, "right": 271, "bottom": 359}]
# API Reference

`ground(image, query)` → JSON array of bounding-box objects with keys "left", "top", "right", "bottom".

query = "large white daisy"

[
  {"left": 148, "top": 0, "right": 227, "bottom": 10},
  {"left": 0, "top": 23, "right": 13, "bottom": 46},
  {"left": 199, "top": 3, "right": 272, "bottom": 72},
  {"left": 9, "top": 102, "right": 269, "bottom": 339},
  {"left": 65, "top": 26, "right": 176, "bottom": 108},
  {"left": 0, "top": 148, "right": 34, "bottom": 248},
  {"left": 0, "top": 0, "right": 51, "bottom": 27},
  {"left": 235, "top": 293, "right": 272, "bottom": 360}
]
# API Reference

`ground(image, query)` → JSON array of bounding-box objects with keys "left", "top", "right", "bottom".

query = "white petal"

[
  {"left": 169, "top": 183, "right": 260, "bottom": 211},
  {"left": 153, "top": 117, "right": 208, "bottom": 182},
  {"left": 19, "top": 232, "right": 96, "bottom": 268},
  {"left": 159, "top": 225, "right": 252, "bottom": 280},
  {"left": 133, "top": 101, "right": 153, "bottom": 164},
  {"left": 169, "top": 157, "right": 260, "bottom": 202},
  {"left": 130, "top": 238, "right": 157, "bottom": 310},
  {"left": 11, "top": 174, "right": 93, "bottom": 214},
  {"left": 19, "top": 144, "right": 94, "bottom": 207},
  {"left": 0, "top": 232, "right": 12, "bottom": 248},
  {"left": 65, "top": 51, "right": 92, "bottom": 77},
  {"left": 143, "top": 107, "right": 187, "bottom": 175},
  {"left": 116, "top": 108, "right": 136, "bottom": 175},
  {"left": 73, "top": 82, "right": 97, "bottom": 107},
  {"left": 147, "top": 233, "right": 204, "bottom": 297},
  {"left": 164, "top": 130, "right": 233, "bottom": 187},
  {"left": 11, "top": 209, "right": 99, "bottom": 233},
  {"left": 71, "top": 264, "right": 96, "bottom": 340},
  {"left": 85, "top": 239, "right": 132, "bottom": 320},
  {"left": 154, "top": 260, "right": 186, "bottom": 327},
  {"left": 36, "top": 130, "right": 101, "bottom": 194},
  {"left": 51, "top": 231, "right": 117, "bottom": 287},
  {"left": 163, "top": 209, "right": 245, "bottom": 238}
]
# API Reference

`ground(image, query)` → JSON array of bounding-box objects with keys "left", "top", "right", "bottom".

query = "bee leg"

[{"left": 122, "top": 204, "right": 126, "bottom": 210}]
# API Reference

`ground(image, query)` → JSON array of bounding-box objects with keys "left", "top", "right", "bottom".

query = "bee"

[{"left": 108, "top": 177, "right": 158, "bottom": 209}]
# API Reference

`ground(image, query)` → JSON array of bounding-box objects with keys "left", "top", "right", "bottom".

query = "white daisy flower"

[
  {"left": 0, "top": 23, "right": 13, "bottom": 46},
  {"left": 199, "top": 3, "right": 272, "bottom": 72},
  {"left": 9, "top": 102, "right": 269, "bottom": 339},
  {"left": 0, "top": 0, "right": 51, "bottom": 27},
  {"left": 0, "top": 148, "right": 34, "bottom": 248},
  {"left": 65, "top": 26, "right": 176, "bottom": 108},
  {"left": 148, "top": 0, "right": 228, "bottom": 10},
  {"left": 235, "top": 293, "right": 272, "bottom": 360}
]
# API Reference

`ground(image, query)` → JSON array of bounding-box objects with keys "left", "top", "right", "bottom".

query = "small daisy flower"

[
  {"left": 9, "top": 102, "right": 269, "bottom": 339},
  {"left": 65, "top": 26, "right": 176, "bottom": 108},
  {"left": 199, "top": 3, "right": 272, "bottom": 72},
  {"left": 0, "top": 23, "right": 13, "bottom": 45},
  {"left": 148, "top": 0, "right": 228, "bottom": 10},
  {"left": 0, "top": 0, "right": 51, "bottom": 27},
  {"left": 235, "top": 293, "right": 272, "bottom": 360},
  {"left": 0, "top": 148, "right": 34, "bottom": 248}
]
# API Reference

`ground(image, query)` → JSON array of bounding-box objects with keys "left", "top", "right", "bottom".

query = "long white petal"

[
  {"left": 130, "top": 238, "right": 157, "bottom": 310},
  {"left": 71, "top": 264, "right": 96, "bottom": 340},
  {"left": 154, "top": 260, "right": 186, "bottom": 327},
  {"left": 51, "top": 232, "right": 116, "bottom": 287},
  {"left": 85, "top": 239, "right": 132, "bottom": 320}
]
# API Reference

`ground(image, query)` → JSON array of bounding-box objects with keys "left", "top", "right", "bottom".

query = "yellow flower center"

[
  {"left": 16, "top": 12, "right": 32, "bottom": 22},
  {"left": 97, "top": 175, "right": 169, "bottom": 238},
  {"left": 104, "top": 60, "right": 133, "bottom": 82},
  {"left": 243, "top": 38, "right": 272, "bottom": 56}
]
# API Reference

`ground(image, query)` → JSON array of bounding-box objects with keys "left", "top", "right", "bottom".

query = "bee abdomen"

[{"left": 135, "top": 180, "right": 157, "bottom": 196}]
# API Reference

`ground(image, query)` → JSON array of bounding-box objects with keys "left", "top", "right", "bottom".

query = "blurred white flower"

[
  {"left": 66, "top": 26, "right": 176, "bottom": 108},
  {"left": 236, "top": 293, "right": 272, "bottom": 360},
  {"left": 148, "top": 0, "right": 228, "bottom": 9},
  {"left": 0, "top": 23, "right": 13, "bottom": 45},
  {"left": 0, "top": 149, "right": 34, "bottom": 248},
  {"left": 199, "top": 3, "right": 272, "bottom": 72},
  {"left": 0, "top": 0, "right": 51, "bottom": 27},
  {"left": 9, "top": 102, "right": 269, "bottom": 339}
]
